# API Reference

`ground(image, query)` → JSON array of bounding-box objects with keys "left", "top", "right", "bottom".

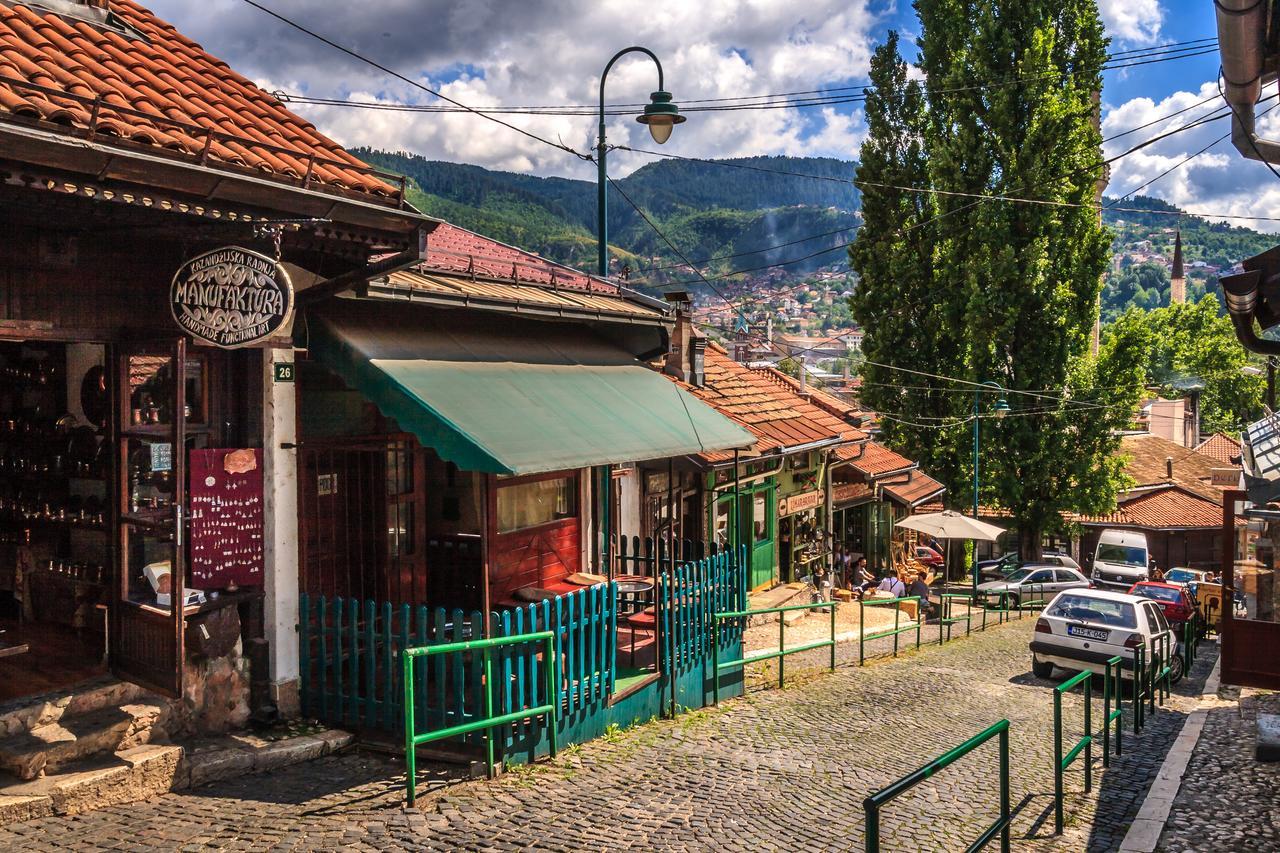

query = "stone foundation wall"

[{"left": 171, "top": 640, "right": 252, "bottom": 739}]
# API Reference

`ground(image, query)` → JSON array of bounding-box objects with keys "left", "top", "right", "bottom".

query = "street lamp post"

[
  {"left": 595, "top": 46, "right": 685, "bottom": 277},
  {"left": 593, "top": 48, "right": 684, "bottom": 572},
  {"left": 972, "top": 381, "right": 1010, "bottom": 595}
]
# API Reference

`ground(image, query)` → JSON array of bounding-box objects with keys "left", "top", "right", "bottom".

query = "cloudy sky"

[{"left": 145, "top": 0, "right": 1280, "bottom": 230}]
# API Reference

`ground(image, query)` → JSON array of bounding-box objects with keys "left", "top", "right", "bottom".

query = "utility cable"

[{"left": 237, "top": 0, "right": 591, "bottom": 160}]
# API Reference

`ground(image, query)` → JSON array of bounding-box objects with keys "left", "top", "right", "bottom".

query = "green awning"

[{"left": 301, "top": 298, "right": 754, "bottom": 475}]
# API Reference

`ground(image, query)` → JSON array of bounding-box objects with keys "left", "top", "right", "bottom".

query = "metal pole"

[
  {"left": 972, "top": 390, "right": 980, "bottom": 599},
  {"left": 999, "top": 725, "right": 1011, "bottom": 853},
  {"left": 829, "top": 601, "right": 837, "bottom": 671},
  {"left": 597, "top": 46, "right": 665, "bottom": 278},
  {"left": 403, "top": 650, "right": 416, "bottom": 807},
  {"left": 546, "top": 635, "right": 559, "bottom": 760},
  {"left": 1053, "top": 687, "right": 1063, "bottom": 834}
]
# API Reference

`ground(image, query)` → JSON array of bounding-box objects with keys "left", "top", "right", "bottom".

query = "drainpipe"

[
  {"left": 1221, "top": 269, "right": 1280, "bottom": 355},
  {"left": 1216, "top": 0, "right": 1280, "bottom": 163}
]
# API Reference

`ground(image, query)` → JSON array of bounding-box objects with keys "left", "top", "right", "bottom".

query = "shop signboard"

[
  {"left": 171, "top": 246, "right": 294, "bottom": 348},
  {"left": 778, "top": 490, "right": 822, "bottom": 517},
  {"left": 833, "top": 482, "right": 870, "bottom": 506}
]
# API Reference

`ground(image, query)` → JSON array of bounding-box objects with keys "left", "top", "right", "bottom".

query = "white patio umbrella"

[
  {"left": 895, "top": 511, "right": 1005, "bottom": 542},
  {"left": 895, "top": 511, "right": 1006, "bottom": 593}
]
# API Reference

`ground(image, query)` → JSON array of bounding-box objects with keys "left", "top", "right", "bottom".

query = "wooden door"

[{"left": 108, "top": 340, "right": 187, "bottom": 697}]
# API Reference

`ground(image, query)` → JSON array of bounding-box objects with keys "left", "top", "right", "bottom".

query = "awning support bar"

[{"left": 299, "top": 225, "right": 430, "bottom": 305}]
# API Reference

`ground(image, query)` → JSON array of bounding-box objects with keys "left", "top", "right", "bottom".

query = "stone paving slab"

[{"left": 0, "top": 618, "right": 1217, "bottom": 851}]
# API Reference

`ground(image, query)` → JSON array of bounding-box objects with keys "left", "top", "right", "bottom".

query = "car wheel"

[
  {"left": 1168, "top": 651, "right": 1185, "bottom": 684},
  {"left": 1032, "top": 655, "right": 1054, "bottom": 679},
  {"left": 1008, "top": 593, "right": 1021, "bottom": 610}
]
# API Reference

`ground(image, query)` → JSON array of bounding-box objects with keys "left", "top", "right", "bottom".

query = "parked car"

[
  {"left": 1030, "top": 587, "right": 1183, "bottom": 683},
  {"left": 1164, "top": 568, "right": 1212, "bottom": 589},
  {"left": 976, "top": 551, "right": 1080, "bottom": 582},
  {"left": 914, "top": 545, "right": 945, "bottom": 570},
  {"left": 977, "top": 565, "right": 1090, "bottom": 608},
  {"left": 1127, "top": 581, "right": 1197, "bottom": 628},
  {"left": 1090, "top": 529, "right": 1151, "bottom": 589}
]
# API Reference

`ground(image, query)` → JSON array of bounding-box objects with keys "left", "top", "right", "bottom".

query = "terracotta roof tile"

[
  {"left": 1194, "top": 432, "right": 1242, "bottom": 466},
  {"left": 1119, "top": 433, "right": 1226, "bottom": 502},
  {"left": 881, "top": 470, "right": 946, "bottom": 507},
  {"left": 0, "top": 0, "right": 396, "bottom": 199},
  {"left": 670, "top": 343, "right": 867, "bottom": 463},
  {"left": 837, "top": 441, "right": 916, "bottom": 475},
  {"left": 413, "top": 223, "right": 617, "bottom": 294},
  {"left": 1079, "top": 484, "right": 1234, "bottom": 529}
]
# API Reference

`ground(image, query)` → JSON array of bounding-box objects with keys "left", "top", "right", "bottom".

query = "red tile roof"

[
  {"left": 1080, "top": 484, "right": 1233, "bottom": 530},
  {"left": 881, "top": 470, "right": 946, "bottom": 507},
  {"left": 837, "top": 441, "right": 916, "bottom": 474},
  {"left": 752, "top": 366, "right": 872, "bottom": 424},
  {"left": 676, "top": 344, "right": 867, "bottom": 463},
  {"left": 0, "top": 1, "right": 396, "bottom": 199},
  {"left": 419, "top": 222, "right": 618, "bottom": 294},
  {"left": 1194, "top": 432, "right": 1242, "bottom": 466},
  {"left": 1119, "top": 433, "right": 1225, "bottom": 502}
]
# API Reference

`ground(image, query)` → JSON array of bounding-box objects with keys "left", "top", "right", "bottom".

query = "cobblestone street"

[{"left": 0, "top": 618, "right": 1216, "bottom": 851}]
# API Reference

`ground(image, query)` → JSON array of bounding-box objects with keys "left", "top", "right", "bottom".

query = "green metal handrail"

[
  {"left": 1150, "top": 632, "right": 1172, "bottom": 712},
  {"left": 1102, "top": 656, "right": 1123, "bottom": 769},
  {"left": 1182, "top": 619, "right": 1197, "bottom": 672},
  {"left": 1053, "top": 669, "right": 1092, "bottom": 835},
  {"left": 939, "top": 593, "right": 972, "bottom": 642},
  {"left": 712, "top": 600, "right": 837, "bottom": 704},
  {"left": 864, "top": 719, "right": 1011, "bottom": 853},
  {"left": 402, "top": 630, "right": 559, "bottom": 806},
  {"left": 858, "top": 595, "right": 922, "bottom": 665},
  {"left": 1133, "top": 643, "right": 1147, "bottom": 733}
]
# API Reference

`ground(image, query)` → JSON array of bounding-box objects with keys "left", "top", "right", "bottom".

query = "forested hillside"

[{"left": 355, "top": 149, "right": 1277, "bottom": 313}]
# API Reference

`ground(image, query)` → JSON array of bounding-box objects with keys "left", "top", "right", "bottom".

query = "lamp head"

[
  {"left": 637, "top": 91, "right": 685, "bottom": 144},
  {"left": 993, "top": 398, "right": 1011, "bottom": 419}
]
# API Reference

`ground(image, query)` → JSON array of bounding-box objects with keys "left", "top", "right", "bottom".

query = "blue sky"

[{"left": 145, "top": 0, "right": 1280, "bottom": 230}]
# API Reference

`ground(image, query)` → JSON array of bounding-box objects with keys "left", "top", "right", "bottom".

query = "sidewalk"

[{"left": 1147, "top": 664, "right": 1280, "bottom": 852}]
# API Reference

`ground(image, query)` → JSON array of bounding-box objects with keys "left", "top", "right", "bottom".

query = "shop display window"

[{"left": 497, "top": 475, "right": 576, "bottom": 533}]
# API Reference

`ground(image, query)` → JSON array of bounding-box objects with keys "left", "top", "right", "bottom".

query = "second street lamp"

[{"left": 596, "top": 46, "right": 684, "bottom": 277}]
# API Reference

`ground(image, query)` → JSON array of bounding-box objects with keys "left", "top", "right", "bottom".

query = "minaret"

[{"left": 1170, "top": 230, "right": 1186, "bottom": 304}]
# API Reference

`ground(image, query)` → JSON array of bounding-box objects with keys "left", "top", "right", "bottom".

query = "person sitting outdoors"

[
  {"left": 876, "top": 567, "right": 906, "bottom": 599},
  {"left": 910, "top": 569, "right": 935, "bottom": 622}
]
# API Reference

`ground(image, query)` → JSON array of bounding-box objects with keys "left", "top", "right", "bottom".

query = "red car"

[
  {"left": 914, "top": 545, "right": 945, "bottom": 570},
  {"left": 1127, "top": 581, "right": 1196, "bottom": 626}
]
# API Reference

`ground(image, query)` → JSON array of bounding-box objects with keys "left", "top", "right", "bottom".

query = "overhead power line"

[
  {"left": 237, "top": 0, "right": 590, "bottom": 160},
  {"left": 274, "top": 40, "right": 1220, "bottom": 118}
]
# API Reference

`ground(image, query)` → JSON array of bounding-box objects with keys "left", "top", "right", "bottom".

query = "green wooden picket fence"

[
  {"left": 659, "top": 549, "right": 744, "bottom": 676},
  {"left": 299, "top": 584, "right": 616, "bottom": 745}
]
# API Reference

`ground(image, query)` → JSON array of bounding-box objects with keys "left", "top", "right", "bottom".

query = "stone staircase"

[
  {"left": 0, "top": 677, "right": 356, "bottom": 827},
  {"left": 0, "top": 677, "right": 174, "bottom": 823}
]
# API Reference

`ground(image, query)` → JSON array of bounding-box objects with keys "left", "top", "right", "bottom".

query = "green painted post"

[
  {"left": 999, "top": 724, "right": 1011, "bottom": 853},
  {"left": 318, "top": 597, "right": 328, "bottom": 723},
  {"left": 914, "top": 599, "right": 921, "bottom": 651},
  {"left": 298, "top": 593, "right": 310, "bottom": 718},
  {"left": 712, "top": 613, "right": 721, "bottom": 706},
  {"left": 864, "top": 799, "right": 879, "bottom": 853},
  {"left": 402, "top": 650, "right": 416, "bottom": 807},
  {"left": 482, "top": 647, "right": 495, "bottom": 778},
  {"left": 1134, "top": 644, "right": 1145, "bottom": 733},
  {"left": 858, "top": 598, "right": 866, "bottom": 666},
  {"left": 829, "top": 602, "right": 837, "bottom": 672},
  {"left": 1084, "top": 677, "right": 1093, "bottom": 794},
  {"left": 1053, "top": 685, "right": 1064, "bottom": 834},
  {"left": 546, "top": 634, "right": 559, "bottom": 760},
  {"left": 778, "top": 613, "right": 786, "bottom": 689},
  {"left": 893, "top": 602, "right": 901, "bottom": 657}
]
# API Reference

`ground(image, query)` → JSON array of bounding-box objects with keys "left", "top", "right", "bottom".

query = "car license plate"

[{"left": 1067, "top": 625, "right": 1109, "bottom": 641}]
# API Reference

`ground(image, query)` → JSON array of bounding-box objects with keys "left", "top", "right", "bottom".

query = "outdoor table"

[{"left": 615, "top": 578, "right": 655, "bottom": 615}]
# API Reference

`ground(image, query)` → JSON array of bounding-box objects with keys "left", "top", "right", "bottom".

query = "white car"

[
  {"left": 1030, "top": 588, "right": 1184, "bottom": 683},
  {"left": 977, "top": 565, "right": 1090, "bottom": 608}
]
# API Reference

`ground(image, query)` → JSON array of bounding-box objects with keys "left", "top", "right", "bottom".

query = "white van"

[{"left": 1091, "top": 529, "right": 1150, "bottom": 589}]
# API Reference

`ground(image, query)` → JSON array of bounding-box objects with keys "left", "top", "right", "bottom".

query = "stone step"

[
  {"left": 0, "top": 728, "right": 353, "bottom": 826},
  {"left": 747, "top": 582, "right": 810, "bottom": 627},
  {"left": 0, "top": 677, "right": 149, "bottom": 740},
  {"left": 0, "top": 700, "right": 168, "bottom": 781}
]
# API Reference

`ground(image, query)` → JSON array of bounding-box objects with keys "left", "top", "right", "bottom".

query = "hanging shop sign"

[
  {"left": 833, "top": 482, "right": 871, "bottom": 506},
  {"left": 778, "top": 490, "right": 822, "bottom": 517},
  {"left": 171, "top": 246, "right": 294, "bottom": 348}
]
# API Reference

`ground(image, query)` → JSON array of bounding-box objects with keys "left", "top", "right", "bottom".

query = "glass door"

[{"left": 108, "top": 340, "right": 187, "bottom": 697}]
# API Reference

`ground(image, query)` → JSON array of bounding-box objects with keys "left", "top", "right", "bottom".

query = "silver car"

[{"left": 977, "top": 565, "right": 1090, "bottom": 608}]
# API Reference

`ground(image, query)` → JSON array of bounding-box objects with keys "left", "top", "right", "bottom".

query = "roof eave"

[{"left": 0, "top": 120, "right": 433, "bottom": 238}]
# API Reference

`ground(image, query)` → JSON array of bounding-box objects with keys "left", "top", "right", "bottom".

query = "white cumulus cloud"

[
  {"left": 1103, "top": 82, "right": 1280, "bottom": 233},
  {"left": 1098, "top": 0, "right": 1164, "bottom": 45},
  {"left": 145, "top": 0, "right": 882, "bottom": 180}
]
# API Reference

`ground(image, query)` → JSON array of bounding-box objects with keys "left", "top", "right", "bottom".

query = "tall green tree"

[
  {"left": 849, "top": 32, "right": 968, "bottom": 490},
  {"left": 852, "top": 4, "right": 1148, "bottom": 558}
]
